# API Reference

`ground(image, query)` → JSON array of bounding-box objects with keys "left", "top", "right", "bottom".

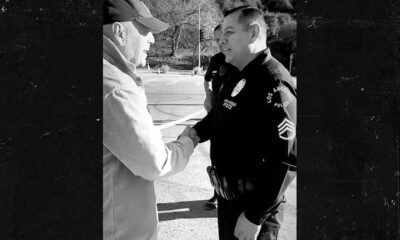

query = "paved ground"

[{"left": 141, "top": 71, "right": 296, "bottom": 240}]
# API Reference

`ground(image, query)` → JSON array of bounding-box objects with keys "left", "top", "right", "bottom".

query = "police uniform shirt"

[{"left": 193, "top": 48, "right": 296, "bottom": 224}]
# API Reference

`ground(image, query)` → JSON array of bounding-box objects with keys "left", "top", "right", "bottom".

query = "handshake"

[{"left": 178, "top": 126, "right": 201, "bottom": 147}]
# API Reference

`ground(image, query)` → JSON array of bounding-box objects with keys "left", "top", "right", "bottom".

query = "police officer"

[
  {"left": 203, "top": 24, "right": 238, "bottom": 210},
  {"left": 204, "top": 24, "right": 235, "bottom": 112},
  {"left": 190, "top": 6, "right": 296, "bottom": 240}
]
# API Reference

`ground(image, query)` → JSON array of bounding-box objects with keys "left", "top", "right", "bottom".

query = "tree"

[
  {"left": 268, "top": 14, "right": 296, "bottom": 74},
  {"left": 143, "top": 0, "right": 221, "bottom": 57},
  {"left": 260, "top": 0, "right": 295, "bottom": 13},
  {"left": 214, "top": 0, "right": 295, "bottom": 12},
  {"left": 215, "top": 0, "right": 262, "bottom": 11}
]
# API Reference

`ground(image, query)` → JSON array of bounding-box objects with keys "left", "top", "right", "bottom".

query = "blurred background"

[{"left": 140, "top": 0, "right": 296, "bottom": 76}]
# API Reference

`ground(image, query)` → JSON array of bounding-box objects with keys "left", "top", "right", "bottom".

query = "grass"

[{"left": 147, "top": 46, "right": 216, "bottom": 71}]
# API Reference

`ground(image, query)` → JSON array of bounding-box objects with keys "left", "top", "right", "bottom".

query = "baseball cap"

[{"left": 103, "top": 0, "right": 169, "bottom": 34}]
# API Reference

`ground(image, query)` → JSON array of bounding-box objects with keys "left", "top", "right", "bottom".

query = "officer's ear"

[
  {"left": 248, "top": 23, "right": 260, "bottom": 44},
  {"left": 112, "top": 22, "right": 127, "bottom": 46}
]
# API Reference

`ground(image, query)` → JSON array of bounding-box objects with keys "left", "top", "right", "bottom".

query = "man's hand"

[
  {"left": 178, "top": 126, "right": 200, "bottom": 147},
  {"left": 234, "top": 212, "right": 262, "bottom": 240},
  {"left": 178, "top": 126, "right": 191, "bottom": 138},
  {"left": 189, "top": 127, "right": 200, "bottom": 146},
  {"left": 204, "top": 96, "right": 212, "bottom": 112}
]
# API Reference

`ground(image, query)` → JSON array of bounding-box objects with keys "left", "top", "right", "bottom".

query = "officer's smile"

[{"left": 222, "top": 48, "right": 231, "bottom": 55}]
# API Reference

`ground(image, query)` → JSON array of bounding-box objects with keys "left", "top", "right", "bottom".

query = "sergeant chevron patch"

[{"left": 278, "top": 118, "right": 296, "bottom": 140}]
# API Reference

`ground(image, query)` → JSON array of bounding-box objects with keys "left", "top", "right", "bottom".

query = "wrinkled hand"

[
  {"left": 178, "top": 126, "right": 200, "bottom": 147},
  {"left": 204, "top": 96, "right": 212, "bottom": 112},
  {"left": 234, "top": 212, "right": 261, "bottom": 240},
  {"left": 189, "top": 127, "right": 200, "bottom": 146}
]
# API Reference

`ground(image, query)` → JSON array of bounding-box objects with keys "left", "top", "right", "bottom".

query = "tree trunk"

[
  {"left": 192, "top": 41, "right": 200, "bottom": 67},
  {"left": 171, "top": 26, "right": 184, "bottom": 57},
  {"left": 175, "top": 27, "right": 183, "bottom": 52},
  {"left": 171, "top": 40, "right": 176, "bottom": 57},
  {"left": 170, "top": 26, "right": 181, "bottom": 57}
]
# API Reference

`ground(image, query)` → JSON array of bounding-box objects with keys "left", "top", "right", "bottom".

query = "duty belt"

[{"left": 206, "top": 166, "right": 256, "bottom": 200}]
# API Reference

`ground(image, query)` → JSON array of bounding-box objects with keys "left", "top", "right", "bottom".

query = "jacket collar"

[{"left": 103, "top": 35, "right": 140, "bottom": 83}]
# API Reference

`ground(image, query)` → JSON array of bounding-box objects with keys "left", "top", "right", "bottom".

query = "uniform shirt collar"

[{"left": 240, "top": 48, "right": 272, "bottom": 78}]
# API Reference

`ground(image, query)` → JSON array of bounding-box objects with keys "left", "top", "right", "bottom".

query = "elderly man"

[
  {"left": 103, "top": 0, "right": 198, "bottom": 239},
  {"left": 191, "top": 6, "right": 297, "bottom": 240}
]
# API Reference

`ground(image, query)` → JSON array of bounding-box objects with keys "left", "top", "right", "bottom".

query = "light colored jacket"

[{"left": 103, "top": 35, "right": 194, "bottom": 240}]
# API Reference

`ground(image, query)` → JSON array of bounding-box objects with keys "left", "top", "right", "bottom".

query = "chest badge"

[{"left": 231, "top": 79, "right": 246, "bottom": 97}]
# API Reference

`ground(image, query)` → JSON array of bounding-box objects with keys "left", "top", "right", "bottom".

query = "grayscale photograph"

[{"left": 103, "top": 0, "right": 296, "bottom": 239}]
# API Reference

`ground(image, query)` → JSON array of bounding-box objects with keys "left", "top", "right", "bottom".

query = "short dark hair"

[
  {"left": 223, "top": 5, "right": 251, "bottom": 17},
  {"left": 223, "top": 6, "right": 267, "bottom": 35},
  {"left": 214, "top": 24, "right": 222, "bottom": 33}
]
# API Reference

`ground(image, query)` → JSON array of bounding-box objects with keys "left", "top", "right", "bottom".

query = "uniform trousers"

[{"left": 217, "top": 196, "right": 284, "bottom": 240}]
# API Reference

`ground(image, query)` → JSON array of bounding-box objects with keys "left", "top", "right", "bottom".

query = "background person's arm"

[
  {"left": 203, "top": 55, "right": 217, "bottom": 112},
  {"left": 203, "top": 80, "right": 213, "bottom": 112}
]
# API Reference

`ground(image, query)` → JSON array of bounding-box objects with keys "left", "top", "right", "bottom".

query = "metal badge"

[{"left": 231, "top": 79, "right": 246, "bottom": 97}]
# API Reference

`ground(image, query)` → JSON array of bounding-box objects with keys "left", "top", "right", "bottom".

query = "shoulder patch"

[
  {"left": 278, "top": 118, "right": 296, "bottom": 140},
  {"left": 266, "top": 85, "right": 295, "bottom": 109}
]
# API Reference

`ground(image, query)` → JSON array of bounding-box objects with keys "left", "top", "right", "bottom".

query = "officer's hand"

[
  {"left": 189, "top": 127, "right": 200, "bottom": 147},
  {"left": 178, "top": 126, "right": 200, "bottom": 147},
  {"left": 234, "top": 212, "right": 261, "bottom": 240},
  {"left": 204, "top": 96, "right": 212, "bottom": 112}
]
